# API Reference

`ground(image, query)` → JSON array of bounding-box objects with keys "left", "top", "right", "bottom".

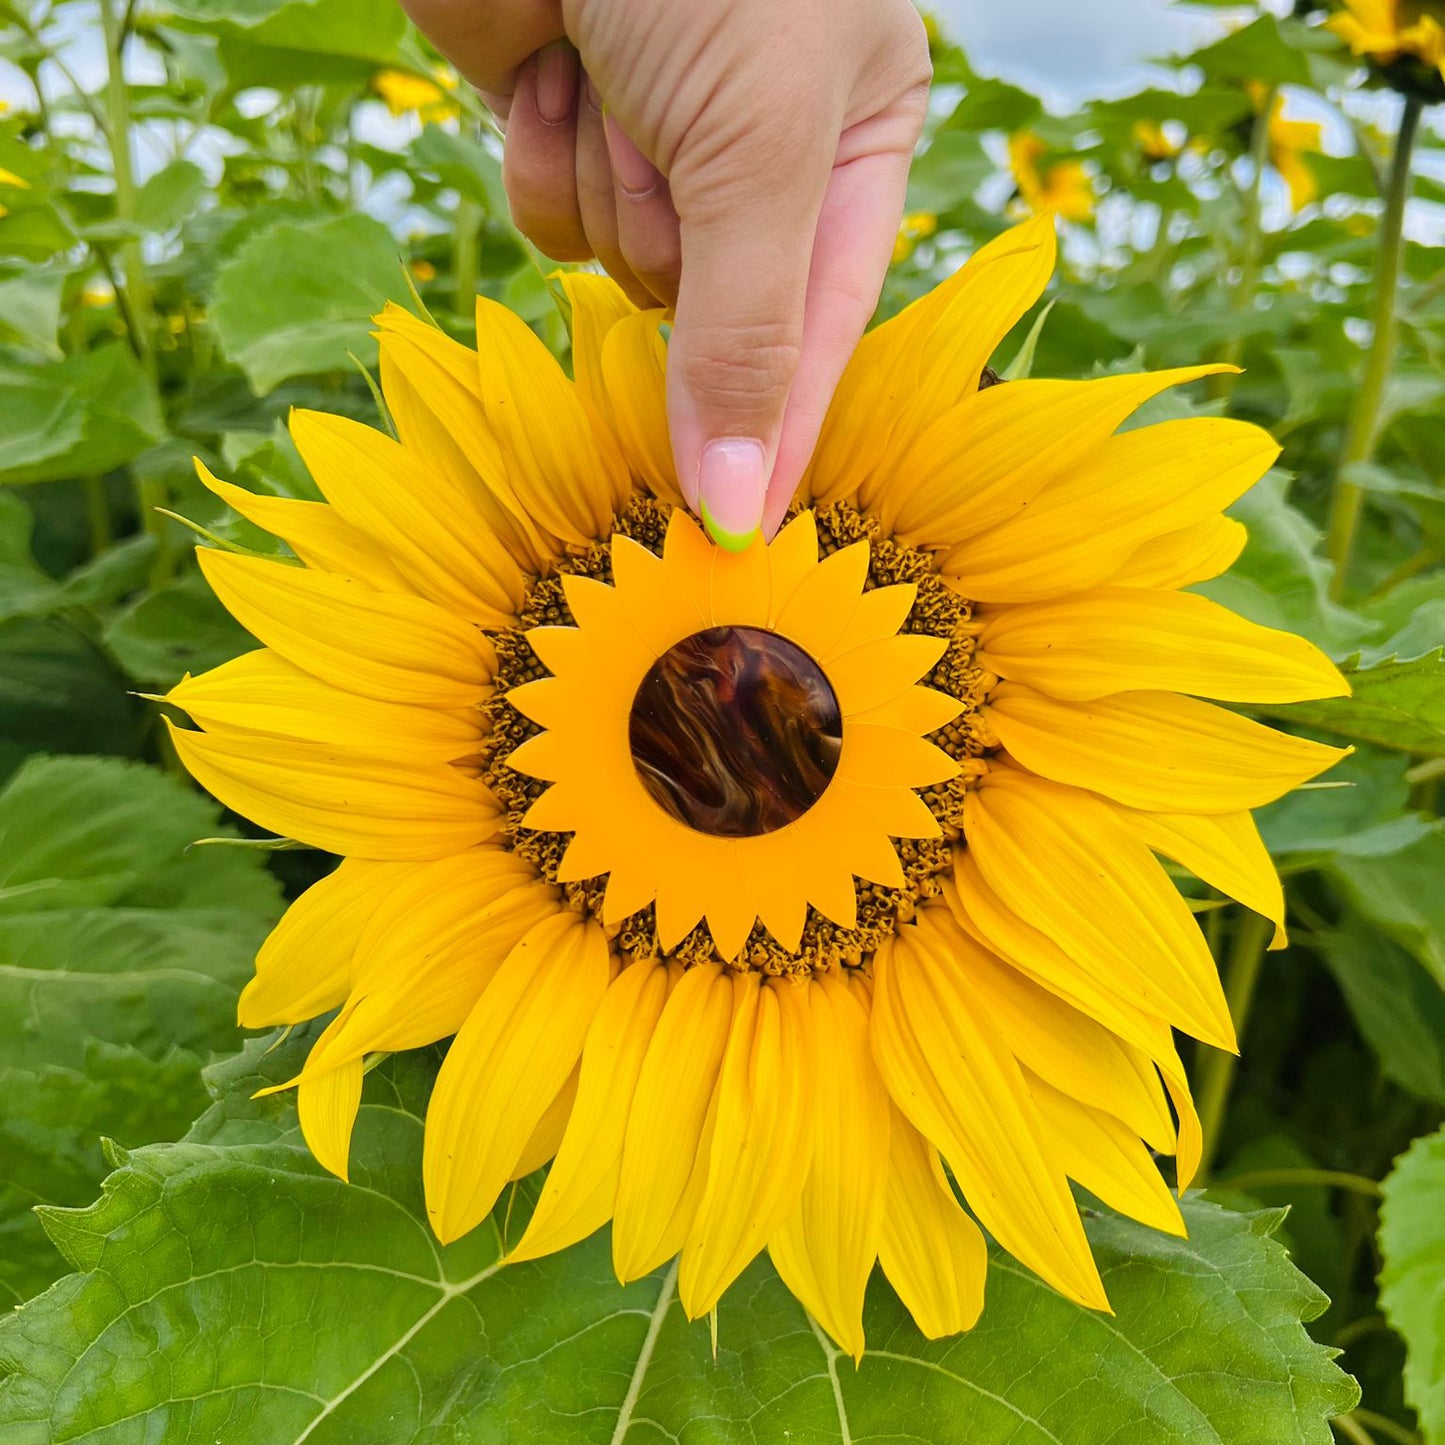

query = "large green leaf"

[
  {"left": 0, "top": 1033, "right": 1357, "bottom": 1443},
  {"left": 102, "top": 572, "right": 254, "bottom": 688},
  {"left": 1260, "top": 651, "right": 1445, "bottom": 757},
  {"left": 1316, "top": 922, "right": 1445, "bottom": 1106},
  {"left": 210, "top": 213, "right": 413, "bottom": 393},
  {"left": 0, "top": 755, "right": 281, "bottom": 1303},
  {"left": 1330, "top": 832, "right": 1445, "bottom": 988},
  {"left": 0, "top": 346, "right": 164, "bottom": 486},
  {"left": 1379, "top": 1126, "right": 1445, "bottom": 1441}
]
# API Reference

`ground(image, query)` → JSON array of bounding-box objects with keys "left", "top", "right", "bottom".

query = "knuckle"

[{"left": 675, "top": 319, "right": 803, "bottom": 409}]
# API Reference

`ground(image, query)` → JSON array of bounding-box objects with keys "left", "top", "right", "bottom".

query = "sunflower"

[
  {"left": 1328, "top": 0, "right": 1445, "bottom": 90},
  {"left": 372, "top": 66, "right": 461, "bottom": 124},
  {"left": 1008, "top": 133, "right": 1095, "bottom": 223},
  {"left": 168, "top": 213, "right": 1348, "bottom": 1359},
  {"left": 1266, "top": 97, "right": 1324, "bottom": 210}
]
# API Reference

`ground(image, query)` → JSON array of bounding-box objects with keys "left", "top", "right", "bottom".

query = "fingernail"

[
  {"left": 535, "top": 43, "right": 577, "bottom": 126},
  {"left": 698, "top": 439, "right": 767, "bottom": 552},
  {"left": 584, "top": 71, "right": 602, "bottom": 114},
  {"left": 603, "top": 112, "right": 663, "bottom": 197}
]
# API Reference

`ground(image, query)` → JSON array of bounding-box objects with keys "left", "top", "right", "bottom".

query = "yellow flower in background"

[
  {"left": 411, "top": 258, "right": 438, "bottom": 283},
  {"left": 1328, "top": 0, "right": 1445, "bottom": 78},
  {"left": 1266, "top": 98, "right": 1324, "bottom": 209},
  {"left": 171, "top": 215, "right": 1348, "bottom": 1357},
  {"left": 1133, "top": 119, "right": 1182, "bottom": 163},
  {"left": 892, "top": 211, "right": 938, "bottom": 264},
  {"left": 1009, "top": 132, "right": 1095, "bottom": 221},
  {"left": 373, "top": 66, "right": 460, "bottom": 123}
]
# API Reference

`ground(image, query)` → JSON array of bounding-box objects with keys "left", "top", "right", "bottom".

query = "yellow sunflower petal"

[
  {"left": 167, "top": 649, "right": 480, "bottom": 763},
  {"left": 613, "top": 963, "right": 734, "bottom": 1281},
  {"left": 978, "top": 585, "right": 1349, "bottom": 704},
  {"left": 1114, "top": 804, "right": 1288, "bottom": 949},
  {"left": 167, "top": 720, "right": 500, "bottom": 862},
  {"left": 474, "top": 294, "right": 631, "bottom": 543},
  {"left": 196, "top": 461, "right": 412, "bottom": 594},
  {"left": 767, "top": 974, "right": 890, "bottom": 1362},
  {"left": 955, "top": 928, "right": 1176, "bottom": 1153},
  {"left": 983, "top": 684, "right": 1347, "bottom": 813},
  {"left": 883, "top": 366, "right": 1232, "bottom": 551},
  {"left": 1109, "top": 515, "right": 1248, "bottom": 590},
  {"left": 809, "top": 212, "right": 1057, "bottom": 509},
  {"left": 376, "top": 305, "right": 554, "bottom": 574},
  {"left": 873, "top": 909, "right": 1108, "bottom": 1310},
  {"left": 680, "top": 975, "right": 816, "bottom": 1318},
  {"left": 239, "top": 858, "right": 406, "bottom": 1028},
  {"left": 941, "top": 418, "right": 1277, "bottom": 602},
  {"left": 510, "top": 960, "right": 675, "bottom": 1263},
  {"left": 601, "top": 309, "right": 680, "bottom": 505},
  {"left": 948, "top": 859, "right": 1204, "bottom": 1188},
  {"left": 423, "top": 910, "right": 611, "bottom": 1244},
  {"left": 963, "top": 768, "right": 1235, "bottom": 1050},
  {"left": 298, "top": 1060, "right": 364, "bottom": 1183},
  {"left": 197, "top": 549, "right": 495, "bottom": 708},
  {"left": 557, "top": 271, "right": 635, "bottom": 418},
  {"left": 510, "top": 1065, "right": 580, "bottom": 1181},
  {"left": 290, "top": 409, "right": 522, "bottom": 626},
  {"left": 1026, "top": 1071, "right": 1185, "bottom": 1236},
  {"left": 877, "top": 1106, "right": 988, "bottom": 1338},
  {"left": 300, "top": 855, "right": 557, "bottom": 1076}
]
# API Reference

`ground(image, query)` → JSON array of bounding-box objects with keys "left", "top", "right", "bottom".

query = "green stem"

[
  {"left": 453, "top": 195, "right": 483, "bottom": 317},
  {"left": 98, "top": 0, "right": 152, "bottom": 367},
  {"left": 1217, "top": 1168, "right": 1383, "bottom": 1199},
  {"left": 1324, "top": 95, "right": 1423, "bottom": 599},
  {"left": 1211, "top": 85, "right": 1275, "bottom": 391},
  {"left": 1352, "top": 1410, "right": 1422, "bottom": 1445},
  {"left": 1333, "top": 1415, "right": 1376, "bottom": 1445},
  {"left": 1193, "top": 912, "right": 1271, "bottom": 1184},
  {"left": 83, "top": 476, "right": 111, "bottom": 557}
]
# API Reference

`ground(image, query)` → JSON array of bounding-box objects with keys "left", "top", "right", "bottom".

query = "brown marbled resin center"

[{"left": 628, "top": 626, "right": 843, "bottom": 837}]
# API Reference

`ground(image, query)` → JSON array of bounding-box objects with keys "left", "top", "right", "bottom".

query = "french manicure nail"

[
  {"left": 698, "top": 438, "right": 767, "bottom": 552},
  {"left": 535, "top": 43, "right": 577, "bottom": 126}
]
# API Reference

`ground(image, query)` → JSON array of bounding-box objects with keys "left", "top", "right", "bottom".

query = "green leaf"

[
  {"left": 0, "top": 493, "right": 61, "bottom": 622},
  {"left": 409, "top": 125, "right": 508, "bottom": 215},
  {"left": 102, "top": 572, "right": 254, "bottom": 688},
  {"left": 1379, "top": 1125, "right": 1445, "bottom": 1440},
  {"left": 0, "top": 617, "right": 147, "bottom": 781},
  {"left": 1330, "top": 832, "right": 1445, "bottom": 989},
  {"left": 0, "top": 267, "right": 65, "bottom": 357},
  {"left": 1261, "top": 651, "right": 1445, "bottom": 757},
  {"left": 0, "top": 1033, "right": 1357, "bottom": 1443},
  {"left": 1256, "top": 747, "right": 1434, "bottom": 861},
  {"left": 0, "top": 346, "right": 164, "bottom": 486},
  {"left": 1179, "top": 14, "right": 1314, "bottom": 88},
  {"left": 0, "top": 755, "right": 281, "bottom": 1303},
  {"left": 210, "top": 213, "right": 413, "bottom": 393},
  {"left": 1198, "top": 475, "right": 1374, "bottom": 655},
  {"left": 133, "top": 158, "right": 207, "bottom": 234},
  {"left": 1316, "top": 922, "right": 1445, "bottom": 1105}
]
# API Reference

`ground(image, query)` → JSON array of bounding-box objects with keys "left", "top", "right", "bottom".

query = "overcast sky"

[{"left": 932, "top": 0, "right": 1245, "bottom": 109}]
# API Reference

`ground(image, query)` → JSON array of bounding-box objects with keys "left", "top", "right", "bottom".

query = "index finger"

[{"left": 400, "top": 0, "right": 566, "bottom": 99}]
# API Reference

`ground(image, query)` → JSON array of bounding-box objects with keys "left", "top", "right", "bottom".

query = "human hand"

[{"left": 399, "top": 0, "right": 930, "bottom": 547}]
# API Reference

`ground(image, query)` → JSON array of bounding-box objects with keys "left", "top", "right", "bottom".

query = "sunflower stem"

[
  {"left": 1216, "top": 1167, "right": 1382, "bottom": 1200},
  {"left": 98, "top": 0, "right": 153, "bottom": 368},
  {"left": 454, "top": 193, "right": 483, "bottom": 317},
  {"left": 1211, "top": 84, "right": 1275, "bottom": 393},
  {"left": 1324, "top": 94, "right": 1423, "bottom": 599},
  {"left": 1194, "top": 911, "right": 1271, "bottom": 1184}
]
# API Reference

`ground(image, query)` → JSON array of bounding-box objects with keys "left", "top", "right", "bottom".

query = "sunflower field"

[{"left": 1, "top": 0, "right": 1444, "bottom": 1441}]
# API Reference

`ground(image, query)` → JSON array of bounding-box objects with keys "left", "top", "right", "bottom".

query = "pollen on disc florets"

[{"left": 478, "top": 496, "right": 996, "bottom": 975}]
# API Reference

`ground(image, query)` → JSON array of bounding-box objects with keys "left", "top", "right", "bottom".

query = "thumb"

[{"left": 665, "top": 123, "right": 833, "bottom": 550}]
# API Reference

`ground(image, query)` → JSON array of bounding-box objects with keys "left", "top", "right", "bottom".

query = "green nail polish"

[{"left": 700, "top": 498, "right": 759, "bottom": 554}]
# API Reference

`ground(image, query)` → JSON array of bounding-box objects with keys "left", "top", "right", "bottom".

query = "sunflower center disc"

[{"left": 628, "top": 626, "right": 843, "bottom": 838}]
